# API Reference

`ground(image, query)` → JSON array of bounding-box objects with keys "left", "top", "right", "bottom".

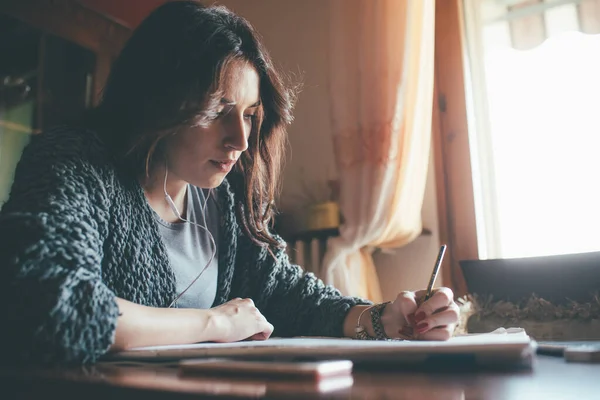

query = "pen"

[{"left": 423, "top": 244, "right": 447, "bottom": 302}]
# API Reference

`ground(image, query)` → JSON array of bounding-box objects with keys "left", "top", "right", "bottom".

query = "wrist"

[
  {"left": 343, "top": 305, "right": 376, "bottom": 338},
  {"left": 343, "top": 305, "right": 365, "bottom": 337},
  {"left": 358, "top": 306, "right": 377, "bottom": 337},
  {"left": 348, "top": 302, "right": 391, "bottom": 340},
  {"left": 367, "top": 302, "right": 390, "bottom": 340},
  {"left": 194, "top": 308, "right": 219, "bottom": 342},
  {"left": 380, "top": 302, "right": 396, "bottom": 337}
]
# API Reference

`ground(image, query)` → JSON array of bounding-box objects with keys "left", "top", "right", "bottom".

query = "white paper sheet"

[
  {"left": 125, "top": 329, "right": 528, "bottom": 352},
  {"left": 103, "top": 328, "right": 534, "bottom": 368}
]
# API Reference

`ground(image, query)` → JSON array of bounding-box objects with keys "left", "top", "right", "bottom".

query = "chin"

[
  {"left": 190, "top": 171, "right": 229, "bottom": 189},
  {"left": 205, "top": 174, "right": 227, "bottom": 189}
]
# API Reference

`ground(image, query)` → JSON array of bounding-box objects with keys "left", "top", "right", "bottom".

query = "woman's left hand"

[{"left": 380, "top": 288, "right": 459, "bottom": 340}]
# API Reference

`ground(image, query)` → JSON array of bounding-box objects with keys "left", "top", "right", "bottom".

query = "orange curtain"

[{"left": 322, "top": 0, "right": 436, "bottom": 300}]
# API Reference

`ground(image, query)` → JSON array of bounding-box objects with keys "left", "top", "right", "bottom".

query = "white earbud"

[{"left": 164, "top": 193, "right": 182, "bottom": 219}]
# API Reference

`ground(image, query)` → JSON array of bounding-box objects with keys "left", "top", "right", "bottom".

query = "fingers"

[
  {"left": 428, "top": 303, "right": 460, "bottom": 328},
  {"left": 393, "top": 291, "right": 419, "bottom": 325},
  {"left": 380, "top": 292, "right": 418, "bottom": 339},
  {"left": 414, "top": 304, "right": 460, "bottom": 336},
  {"left": 231, "top": 297, "right": 254, "bottom": 306},
  {"left": 249, "top": 321, "right": 274, "bottom": 341},
  {"left": 215, "top": 297, "right": 275, "bottom": 342},
  {"left": 413, "top": 287, "right": 458, "bottom": 338},
  {"left": 262, "top": 322, "right": 274, "bottom": 339},
  {"left": 245, "top": 299, "right": 271, "bottom": 340},
  {"left": 415, "top": 287, "right": 454, "bottom": 318},
  {"left": 418, "top": 325, "right": 456, "bottom": 341},
  {"left": 249, "top": 315, "right": 274, "bottom": 341},
  {"left": 250, "top": 301, "right": 271, "bottom": 338},
  {"left": 248, "top": 332, "right": 267, "bottom": 340},
  {"left": 227, "top": 297, "right": 256, "bottom": 314}
]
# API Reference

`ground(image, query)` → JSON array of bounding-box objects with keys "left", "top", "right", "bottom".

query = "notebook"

[{"left": 102, "top": 328, "right": 535, "bottom": 369}]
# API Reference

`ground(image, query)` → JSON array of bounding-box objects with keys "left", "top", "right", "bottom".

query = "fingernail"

[
  {"left": 415, "top": 311, "right": 426, "bottom": 322},
  {"left": 416, "top": 322, "right": 429, "bottom": 333}
]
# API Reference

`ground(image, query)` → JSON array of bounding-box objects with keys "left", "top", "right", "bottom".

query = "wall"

[
  {"left": 213, "top": 0, "right": 336, "bottom": 231},
  {"left": 217, "top": 0, "right": 443, "bottom": 299}
]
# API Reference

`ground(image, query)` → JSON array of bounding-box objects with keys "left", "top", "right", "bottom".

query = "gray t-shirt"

[{"left": 154, "top": 185, "right": 219, "bottom": 309}]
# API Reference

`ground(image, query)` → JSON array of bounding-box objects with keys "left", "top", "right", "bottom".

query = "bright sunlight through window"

[
  {"left": 464, "top": 0, "right": 600, "bottom": 259},
  {"left": 486, "top": 33, "right": 600, "bottom": 258}
]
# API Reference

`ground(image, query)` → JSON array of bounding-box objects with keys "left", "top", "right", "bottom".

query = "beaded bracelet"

[
  {"left": 370, "top": 301, "right": 391, "bottom": 340},
  {"left": 354, "top": 302, "right": 392, "bottom": 340}
]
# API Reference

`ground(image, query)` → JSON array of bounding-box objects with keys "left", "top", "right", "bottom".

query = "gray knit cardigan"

[{"left": 0, "top": 127, "right": 369, "bottom": 365}]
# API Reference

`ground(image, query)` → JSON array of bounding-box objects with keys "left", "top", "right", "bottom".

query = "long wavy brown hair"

[{"left": 87, "top": 1, "right": 295, "bottom": 249}]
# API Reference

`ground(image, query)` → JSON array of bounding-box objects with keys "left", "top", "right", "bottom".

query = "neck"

[{"left": 143, "top": 164, "right": 187, "bottom": 223}]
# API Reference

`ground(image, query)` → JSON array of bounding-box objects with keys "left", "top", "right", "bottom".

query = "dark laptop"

[{"left": 459, "top": 251, "right": 600, "bottom": 304}]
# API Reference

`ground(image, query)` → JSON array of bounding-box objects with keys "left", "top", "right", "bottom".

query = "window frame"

[{"left": 433, "top": 0, "right": 479, "bottom": 297}]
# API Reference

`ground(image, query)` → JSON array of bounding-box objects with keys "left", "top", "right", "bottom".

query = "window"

[{"left": 462, "top": 0, "right": 600, "bottom": 259}]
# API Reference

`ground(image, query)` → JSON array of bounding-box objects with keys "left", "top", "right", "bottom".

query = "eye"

[
  {"left": 214, "top": 106, "right": 230, "bottom": 119},
  {"left": 244, "top": 114, "right": 256, "bottom": 122}
]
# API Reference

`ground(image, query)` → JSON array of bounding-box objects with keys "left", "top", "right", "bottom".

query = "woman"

[{"left": 0, "top": 1, "right": 459, "bottom": 365}]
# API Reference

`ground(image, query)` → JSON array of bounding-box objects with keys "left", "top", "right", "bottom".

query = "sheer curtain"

[{"left": 322, "top": 0, "right": 435, "bottom": 300}]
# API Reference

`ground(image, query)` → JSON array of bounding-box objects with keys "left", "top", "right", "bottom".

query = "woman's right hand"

[{"left": 207, "top": 298, "right": 274, "bottom": 342}]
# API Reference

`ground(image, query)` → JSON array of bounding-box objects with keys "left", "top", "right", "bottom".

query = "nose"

[{"left": 224, "top": 114, "right": 249, "bottom": 152}]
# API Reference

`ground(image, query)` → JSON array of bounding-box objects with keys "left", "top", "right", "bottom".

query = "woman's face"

[{"left": 165, "top": 60, "right": 260, "bottom": 188}]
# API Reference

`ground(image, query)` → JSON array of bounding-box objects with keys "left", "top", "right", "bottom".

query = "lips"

[
  {"left": 210, "top": 159, "right": 237, "bottom": 172},
  {"left": 213, "top": 159, "right": 236, "bottom": 167}
]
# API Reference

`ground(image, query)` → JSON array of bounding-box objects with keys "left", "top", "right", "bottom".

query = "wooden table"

[{"left": 2, "top": 356, "right": 598, "bottom": 399}]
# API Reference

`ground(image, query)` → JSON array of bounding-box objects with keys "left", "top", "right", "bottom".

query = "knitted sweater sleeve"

[
  {"left": 236, "top": 235, "right": 372, "bottom": 338},
  {"left": 0, "top": 129, "right": 120, "bottom": 365}
]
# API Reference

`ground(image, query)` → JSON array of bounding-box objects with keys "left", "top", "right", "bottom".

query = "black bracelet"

[{"left": 370, "top": 301, "right": 390, "bottom": 340}]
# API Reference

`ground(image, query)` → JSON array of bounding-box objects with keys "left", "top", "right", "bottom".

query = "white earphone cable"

[{"left": 163, "top": 162, "right": 217, "bottom": 308}]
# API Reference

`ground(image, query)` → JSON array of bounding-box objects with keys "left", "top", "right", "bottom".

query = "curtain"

[{"left": 322, "top": 0, "right": 436, "bottom": 300}]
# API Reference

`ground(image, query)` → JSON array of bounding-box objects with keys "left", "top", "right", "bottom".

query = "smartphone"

[
  {"left": 179, "top": 358, "right": 353, "bottom": 379},
  {"left": 564, "top": 345, "right": 600, "bottom": 363}
]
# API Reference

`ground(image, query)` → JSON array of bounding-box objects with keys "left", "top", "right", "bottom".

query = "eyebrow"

[{"left": 221, "top": 98, "right": 261, "bottom": 108}]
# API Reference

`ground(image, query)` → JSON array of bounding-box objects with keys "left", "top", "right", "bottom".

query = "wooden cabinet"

[
  {"left": 0, "top": 0, "right": 130, "bottom": 204},
  {"left": 0, "top": 0, "right": 131, "bottom": 120}
]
